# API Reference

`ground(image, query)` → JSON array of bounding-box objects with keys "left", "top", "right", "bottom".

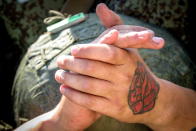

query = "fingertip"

[
  {"left": 96, "top": 3, "right": 122, "bottom": 28},
  {"left": 60, "top": 84, "right": 70, "bottom": 95},
  {"left": 152, "top": 37, "right": 164, "bottom": 45},
  {"left": 110, "top": 29, "right": 119, "bottom": 43},
  {"left": 55, "top": 69, "right": 65, "bottom": 83},
  {"left": 99, "top": 29, "right": 119, "bottom": 44},
  {"left": 96, "top": 3, "right": 108, "bottom": 17},
  {"left": 96, "top": 3, "right": 108, "bottom": 12},
  {"left": 110, "top": 29, "right": 119, "bottom": 35},
  {"left": 152, "top": 37, "right": 165, "bottom": 49},
  {"left": 107, "top": 29, "right": 119, "bottom": 40}
]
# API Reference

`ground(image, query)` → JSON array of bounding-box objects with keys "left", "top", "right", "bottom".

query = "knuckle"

[
  {"left": 133, "top": 33, "right": 139, "bottom": 39},
  {"left": 124, "top": 74, "right": 132, "bottom": 83},
  {"left": 116, "top": 69, "right": 132, "bottom": 84},
  {"left": 106, "top": 48, "right": 116, "bottom": 61},
  {"left": 84, "top": 61, "right": 95, "bottom": 73},
  {"left": 148, "top": 30, "right": 155, "bottom": 37},
  {"left": 122, "top": 74, "right": 132, "bottom": 84},
  {"left": 84, "top": 98, "right": 96, "bottom": 109}
]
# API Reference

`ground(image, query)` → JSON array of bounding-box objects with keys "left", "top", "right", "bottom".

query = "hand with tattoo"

[
  {"left": 55, "top": 24, "right": 163, "bottom": 123},
  {"left": 55, "top": 4, "right": 196, "bottom": 130},
  {"left": 56, "top": 25, "right": 196, "bottom": 130},
  {"left": 54, "top": 4, "right": 164, "bottom": 130},
  {"left": 54, "top": 3, "right": 165, "bottom": 128},
  {"left": 16, "top": 3, "right": 196, "bottom": 131}
]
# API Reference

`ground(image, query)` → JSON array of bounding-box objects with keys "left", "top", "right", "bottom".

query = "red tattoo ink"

[{"left": 128, "top": 62, "right": 160, "bottom": 114}]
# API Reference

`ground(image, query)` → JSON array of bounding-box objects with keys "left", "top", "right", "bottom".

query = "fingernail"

[
  {"left": 60, "top": 84, "right": 69, "bottom": 89},
  {"left": 55, "top": 70, "right": 65, "bottom": 82},
  {"left": 60, "top": 85, "right": 67, "bottom": 94},
  {"left": 152, "top": 37, "right": 163, "bottom": 45}
]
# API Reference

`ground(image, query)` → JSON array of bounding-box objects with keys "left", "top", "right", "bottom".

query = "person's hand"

[
  {"left": 54, "top": 4, "right": 164, "bottom": 129},
  {"left": 55, "top": 43, "right": 160, "bottom": 124},
  {"left": 54, "top": 4, "right": 165, "bottom": 129},
  {"left": 15, "top": 97, "right": 99, "bottom": 131},
  {"left": 96, "top": 3, "right": 164, "bottom": 49},
  {"left": 51, "top": 4, "right": 130, "bottom": 131},
  {"left": 50, "top": 96, "right": 100, "bottom": 131},
  {"left": 55, "top": 34, "right": 161, "bottom": 124},
  {"left": 93, "top": 25, "right": 164, "bottom": 49},
  {"left": 96, "top": 3, "right": 123, "bottom": 28}
]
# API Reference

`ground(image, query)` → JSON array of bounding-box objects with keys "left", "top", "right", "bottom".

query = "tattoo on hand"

[{"left": 128, "top": 62, "right": 160, "bottom": 114}]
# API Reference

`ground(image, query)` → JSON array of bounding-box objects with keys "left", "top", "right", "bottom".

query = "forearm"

[
  {"left": 15, "top": 97, "right": 87, "bottom": 131},
  {"left": 145, "top": 78, "right": 196, "bottom": 131},
  {"left": 15, "top": 110, "right": 60, "bottom": 131}
]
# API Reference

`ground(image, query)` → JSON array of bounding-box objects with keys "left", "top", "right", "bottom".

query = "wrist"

[
  {"left": 143, "top": 78, "right": 176, "bottom": 129},
  {"left": 50, "top": 97, "right": 86, "bottom": 131},
  {"left": 127, "top": 77, "right": 176, "bottom": 128},
  {"left": 144, "top": 78, "right": 196, "bottom": 130},
  {"left": 51, "top": 96, "right": 99, "bottom": 131}
]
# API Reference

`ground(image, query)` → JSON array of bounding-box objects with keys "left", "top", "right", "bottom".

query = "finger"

[
  {"left": 71, "top": 44, "right": 129, "bottom": 65},
  {"left": 96, "top": 3, "right": 123, "bottom": 28},
  {"left": 93, "top": 25, "right": 164, "bottom": 49},
  {"left": 57, "top": 55, "right": 119, "bottom": 81},
  {"left": 60, "top": 84, "right": 109, "bottom": 113},
  {"left": 55, "top": 70, "right": 112, "bottom": 97},
  {"left": 115, "top": 30, "right": 165, "bottom": 49},
  {"left": 92, "top": 29, "right": 119, "bottom": 44}
]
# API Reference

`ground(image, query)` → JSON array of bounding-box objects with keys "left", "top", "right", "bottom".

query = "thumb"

[{"left": 96, "top": 3, "right": 123, "bottom": 28}]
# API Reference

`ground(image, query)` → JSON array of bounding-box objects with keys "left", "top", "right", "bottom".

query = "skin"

[
  {"left": 16, "top": 3, "right": 196, "bottom": 131},
  {"left": 95, "top": 3, "right": 164, "bottom": 49},
  {"left": 55, "top": 3, "right": 196, "bottom": 131},
  {"left": 55, "top": 30, "right": 164, "bottom": 124},
  {"left": 15, "top": 96, "right": 99, "bottom": 131},
  {"left": 16, "top": 3, "right": 162, "bottom": 131}
]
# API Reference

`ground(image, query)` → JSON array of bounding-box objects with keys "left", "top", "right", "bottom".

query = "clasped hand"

[{"left": 55, "top": 23, "right": 164, "bottom": 124}]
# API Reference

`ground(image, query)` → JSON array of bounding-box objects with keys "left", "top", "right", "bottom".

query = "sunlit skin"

[
  {"left": 56, "top": 27, "right": 196, "bottom": 130},
  {"left": 16, "top": 3, "right": 162, "bottom": 131},
  {"left": 55, "top": 24, "right": 164, "bottom": 123},
  {"left": 16, "top": 3, "right": 196, "bottom": 131},
  {"left": 55, "top": 3, "right": 196, "bottom": 131}
]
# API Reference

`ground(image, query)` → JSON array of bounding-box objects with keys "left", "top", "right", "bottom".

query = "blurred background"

[{"left": 0, "top": 0, "right": 195, "bottom": 130}]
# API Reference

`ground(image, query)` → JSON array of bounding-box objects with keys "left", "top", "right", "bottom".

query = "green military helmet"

[{"left": 12, "top": 13, "right": 196, "bottom": 130}]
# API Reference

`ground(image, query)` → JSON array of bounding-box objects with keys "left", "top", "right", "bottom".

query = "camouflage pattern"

[
  {"left": 0, "top": 0, "right": 66, "bottom": 51},
  {"left": 12, "top": 13, "right": 196, "bottom": 130},
  {"left": 105, "top": 0, "right": 190, "bottom": 45}
]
